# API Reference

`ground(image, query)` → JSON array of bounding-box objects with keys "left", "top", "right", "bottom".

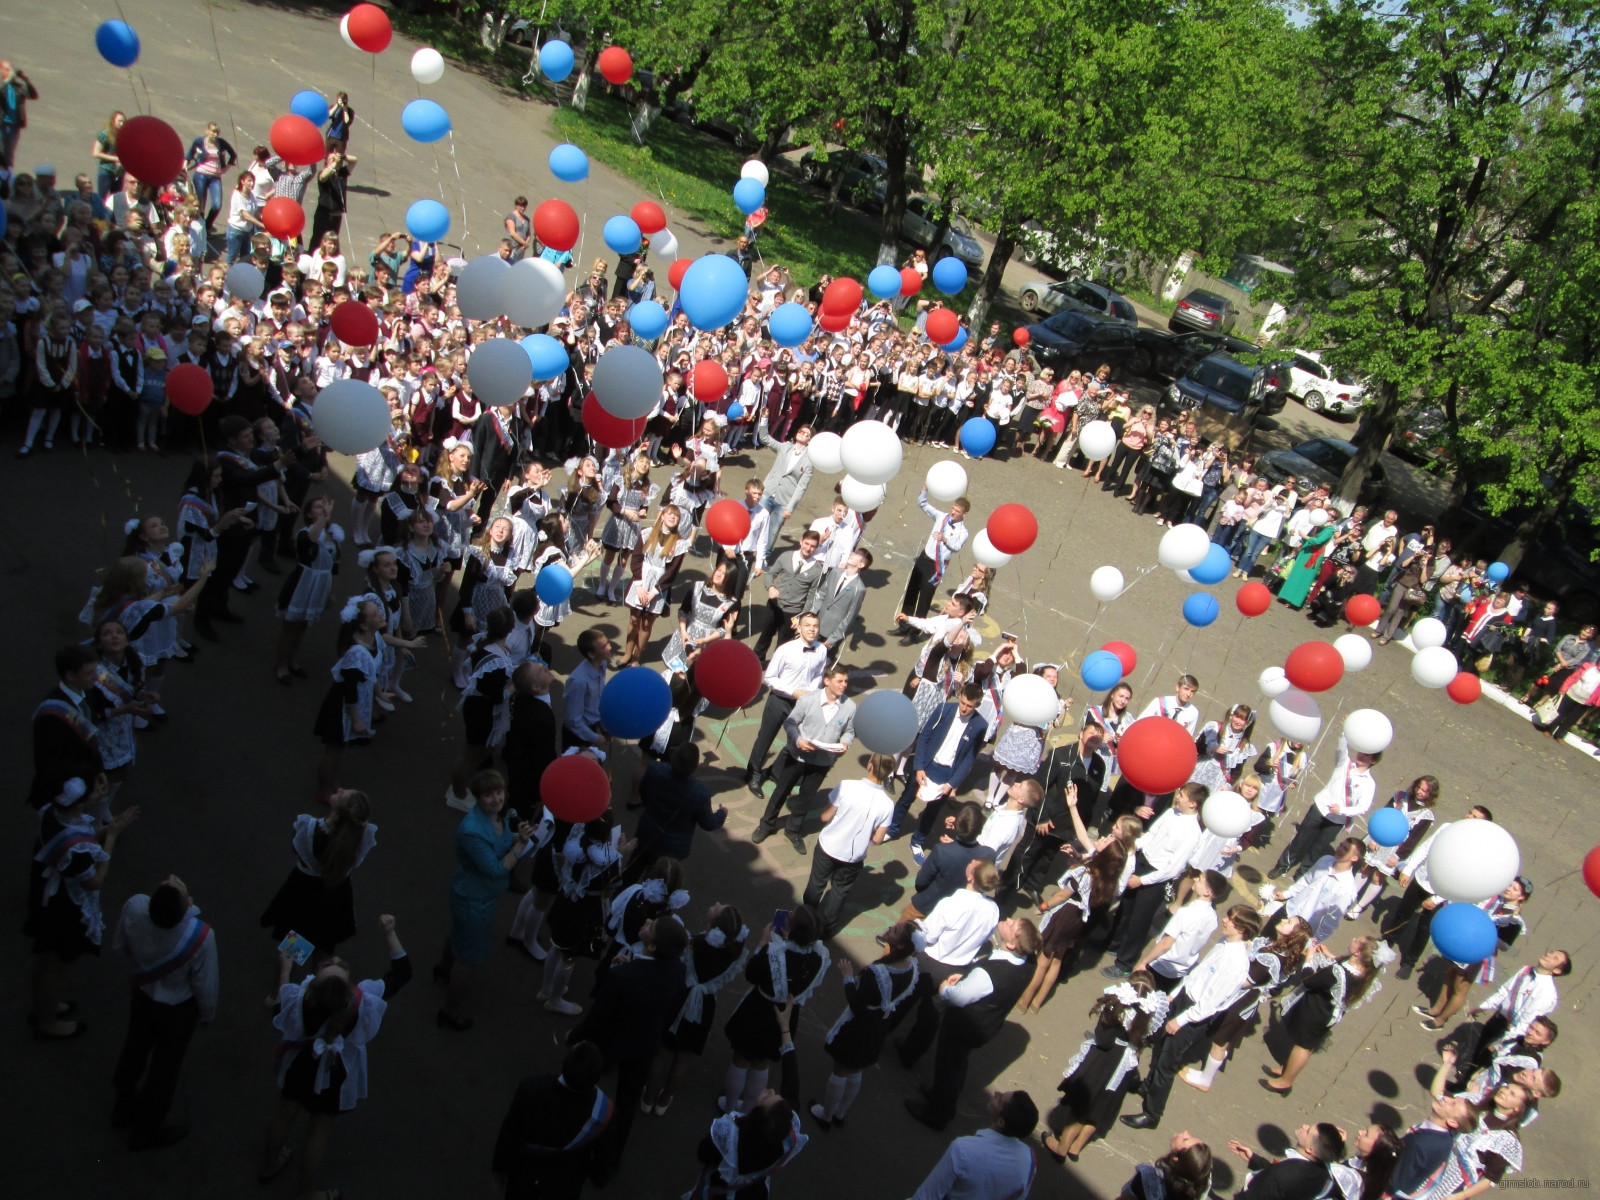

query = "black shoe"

[
  {"left": 1267, "top": 865, "right": 1288, "bottom": 880},
  {"left": 904, "top": 1098, "right": 947, "bottom": 1131},
  {"left": 436, "top": 1008, "right": 475, "bottom": 1031},
  {"left": 746, "top": 774, "right": 766, "bottom": 797},
  {"left": 1396, "top": 962, "right": 1415, "bottom": 981},
  {"left": 214, "top": 610, "right": 245, "bottom": 624},
  {"left": 786, "top": 833, "right": 808, "bottom": 855},
  {"left": 257, "top": 559, "right": 282, "bottom": 575},
  {"left": 751, "top": 827, "right": 772, "bottom": 844},
  {"left": 1120, "top": 1112, "right": 1159, "bottom": 1130},
  {"left": 1100, "top": 965, "right": 1131, "bottom": 980},
  {"left": 193, "top": 620, "right": 219, "bottom": 643},
  {"left": 129, "top": 1123, "right": 190, "bottom": 1151}
]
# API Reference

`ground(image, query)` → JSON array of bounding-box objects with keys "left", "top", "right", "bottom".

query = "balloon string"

[
  {"left": 447, "top": 135, "right": 471, "bottom": 253},
  {"left": 1212, "top": 611, "right": 1248, "bottom": 684},
  {"left": 110, "top": 0, "right": 152, "bottom": 115},
  {"left": 204, "top": 0, "right": 242, "bottom": 149}
]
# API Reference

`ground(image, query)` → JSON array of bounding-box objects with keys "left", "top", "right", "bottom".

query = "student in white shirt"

[
  {"left": 1104, "top": 784, "right": 1205, "bottom": 977},
  {"left": 978, "top": 780, "right": 1042, "bottom": 873},
  {"left": 1270, "top": 736, "right": 1378, "bottom": 879},
  {"left": 802, "top": 754, "right": 896, "bottom": 937},
  {"left": 1265, "top": 838, "right": 1364, "bottom": 942},
  {"left": 744, "top": 613, "right": 826, "bottom": 794},
  {"left": 1464, "top": 950, "right": 1570, "bottom": 1077},
  {"left": 1137, "top": 674, "right": 1202, "bottom": 736},
  {"left": 1134, "top": 869, "right": 1228, "bottom": 990},
  {"left": 906, "top": 1090, "right": 1041, "bottom": 1200},
  {"left": 895, "top": 491, "right": 970, "bottom": 632}
]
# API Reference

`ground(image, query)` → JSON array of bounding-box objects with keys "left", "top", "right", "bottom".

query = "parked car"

[
  {"left": 1391, "top": 404, "right": 1451, "bottom": 465},
  {"left": 1164, "top": 353, "right": 1291, "bottom": 421},
  {"left": 1129, "top": 329, "right": 1260, "bottom": 381},
  {"left": 1021, "top": 310, "right": 1142, "bottom": 377},
  {"left": 1256, "top": 436, "right": 1388, "bottom": 509},
  {"left": 1287, "top": 350, "right": 1366, "bottom": 416},
  {"left": 799, "top": 149, "right": 885, "bottom": 191},
  {"left": 1169, "top": 288, "right": 1242, "bottom": 334},
  {"left": 900, "top": 196, "right": 985, "bottom": 267},
  {"left": 1018, "top": 278, "right": 1138, "bottom": 326},
  {"left": 1457, "top": 485, "right": 1600, "bottom": 620},
  {"left": 1018, "top": 221, "right": 1131, "bottom": 285}
]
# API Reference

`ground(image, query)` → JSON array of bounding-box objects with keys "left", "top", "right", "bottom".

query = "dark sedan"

[
  {"left": 1022, "top": 310, "right": 1143, "bottom": 377},
  {"left": 1129, "top": 329, "right": 1261, "bottom": 381}
]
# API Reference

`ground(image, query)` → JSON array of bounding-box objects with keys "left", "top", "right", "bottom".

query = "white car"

[
  {"left": 900, "top": 196, "right": 986, "bottom": 267},
  {"left": 1287, "top": 350, "right": 1366, "bottom": 416}
]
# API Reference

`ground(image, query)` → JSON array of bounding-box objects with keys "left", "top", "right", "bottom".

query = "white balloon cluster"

[
  {"left": 1343, "top": 708, "right": 1393, "bottom": 753},
  {"left": 1333, "top": 633, "right": 1372, "bottom": 672},
  {"left": 456, "top": 255, "right": 510, "bottom": 321},
  {"left": 924, "top": 460, "right": 968, "bottom": 504},
  {"left": 501, "top": 257, "right": 566, "bottom": 328},
  {"left": 807, "top": 431, "right": 844, "bottom": 474},
  {"left": 1157, "top": 523, "right": 1210, "bottom": 570},
  {"left": 1077, "top": 420, "right": 1117, "bottom": 462},
  {"left": 1428, "top": 820, "right": 1520, "bottom": 902},
  {"left": 1201, "top": 791, "right": 1253, "bottom": 838},
  {"left": 1259, "top": 665, "right": 1291, "bottom": 697},
  {"left": 1412, "top": 645, "right": 1459, "bottom": 688},
  {"left": 853, "top": 690, "right": 918, "bottom": 754},
  {"left": 313, "top": 378, "right": 390, "bottom": 454},
  {"left": 466, "top": 338, "right": 533, "bottom": 407}
]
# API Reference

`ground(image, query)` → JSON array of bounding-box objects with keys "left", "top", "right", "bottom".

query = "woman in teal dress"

[
  {"left": 1278, "top": 521, "right": 1336, "bottom": 608},
  {"left": 435, "top": 769, "right": 532, "bottom": 1030}
]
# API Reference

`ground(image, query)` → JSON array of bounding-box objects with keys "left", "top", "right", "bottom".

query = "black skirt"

[
  {"left": 724, "top": 988, "right": 801, "bottom": 1063},
  {"left": 662, "top": 995, "right": 718, "bottom": 1056},
  {"left": 547, "top": 892, "right": 604, "bottom": 958},
  {"left": 529, "top": 841, "right": 560, "bottom": 895},
  {"left": 23, "top": 877, "right": 100, "bottom": 962},
  {"left": 312, "top": 685, "right": 370, "bottom": 747},
  {"left": 1040, "top": 904, "right": 1087, "bottom": 961},
  {"left": 1283, "top": 993, "right": 1335, "bottom": 1050},
  {"left": 1054, "top": 1026, "right": 1137, "bottom": 1132},
  {"left": 281, "top": 1045, "right": 349, "bottom": 1115},
  {"left": 260, "top": 868, "right": 357, "bottom": 950}
]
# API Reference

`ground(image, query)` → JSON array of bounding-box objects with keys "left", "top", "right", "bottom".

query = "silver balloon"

[
  {"left": 466, "top": 338, "right": 534, "bottom": 406},
  {"left": 500, "top": 257, "right": 566, "bottom": 329},
  {"left": 456, "top": 256, "right": 510, "bottom": 321}
]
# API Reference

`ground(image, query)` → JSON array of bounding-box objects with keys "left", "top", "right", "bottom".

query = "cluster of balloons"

[{"left": 1407, "top": 617, "right": 1477, "bottom": 701}]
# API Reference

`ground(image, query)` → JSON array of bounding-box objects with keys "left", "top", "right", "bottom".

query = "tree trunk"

[
  {"left": 1504, "top": 472, "right": 1576, "bottom": 569},
  {"left": 1435, "top": 466, "right": 1474, "bottom": 540},
  {"left": 757, "top": 127, "right": 784, "bottom": 165},
  {"left": 966, "top": 213, "right": 1020, "bottom": 330},
  {"left": 824, "top": 165, "right": 847, "bottom": 215},
  {"left": 479, "top": 10, "right": 510, "bottom": 52},
  {"left": 1336, "top": 378, "right": 1399, "bottom": 503},
  {"left": 877, "top": 122, "right": 911, "bottom": 266}
]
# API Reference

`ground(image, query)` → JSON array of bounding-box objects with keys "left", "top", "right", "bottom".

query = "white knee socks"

[
  {"left": 539, "top": 953, "right": 571, "bottom": 1001},
  {"left": 721, "top": 1065, "right": 748, "bottom": 1113},
  {"left": 23, "top": 409, "right": 44, "bottom": 449},
  {"left": 1195, "top": 1051, "right": 1225, "bottom": 1086},
  {"left": 510, "top": 893, "right": 548, "bottom": 958},
  {"left": 739, "top": 1068, "right": 769, "bottom": 1114},
  {"left": 838, "top": 1072, "right": 862, "bottom": 1117}
]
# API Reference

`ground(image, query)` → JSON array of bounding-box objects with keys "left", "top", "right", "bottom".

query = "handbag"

[
  {"left": 1404, "top": 585, "right": 1428, "bottom": 605},
  {"left": 1535, "top": 695, "right": 1562, "bottom": 724},
  {"left": 1172, "top": 463, "right": 1205, "bottom": 496}
]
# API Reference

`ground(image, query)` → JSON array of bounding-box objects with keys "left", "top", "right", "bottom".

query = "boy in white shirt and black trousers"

[
  {"left": 894, "top": 491, "right": 970, "bottom": 640},
  {"left": 744, "top": 613, "right": 827, "bottom": 797},
  {"left": 1101, "top": 784, "right": 1206, "bottom": 979},
  {"left": 1137, "top": 674, "right": 1203, "bottom": 736},
  {"left": 1133, "top": 867, "right": 1230, "bottom": 992},
  {"left": 1269, "top": 735, "right": 1377, "bottom": 880}
]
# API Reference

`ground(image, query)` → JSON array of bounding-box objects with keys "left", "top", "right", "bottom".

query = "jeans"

[
  {"left": 0, "top": 123, "right": 21, "bottom": 170},
  {"left": 224, "top": 226, "right": 253, "bottom": 263},
  {"left": 760, "top": 493, "right": 786, "bottom": 556},
  {"left": 192, "top": 172, "right": 223, "bottom": 224},
  {"left": 1187, "top": 487, "right": 1219, "bottom": 525},
  {"left": 1236, "top": 531, "right": 1277, "bottom": 576}
]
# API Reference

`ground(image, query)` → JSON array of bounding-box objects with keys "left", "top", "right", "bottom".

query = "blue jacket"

[
  {"left": 913, "top": 703, "right": 987, "bottom": 790},
  {"left": 913, "top": 838, "right": 997, "bottom": 912}
]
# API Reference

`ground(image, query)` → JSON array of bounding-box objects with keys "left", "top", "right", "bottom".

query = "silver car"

[
  {"left": 900, "top": 196, "right": 985, "bottom": 267},
  {"left": 1018, "top": 278, "right": 1138, "bottom": 326},
  {"left": 1256, "top": 436, "right": 1388, "bottom": 509}
]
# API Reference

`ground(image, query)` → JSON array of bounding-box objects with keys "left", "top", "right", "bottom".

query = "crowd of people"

[{"left": 4, "top": 63, "right": 1580, "bottom": 1200}]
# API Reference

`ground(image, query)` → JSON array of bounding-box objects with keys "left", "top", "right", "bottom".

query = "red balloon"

[
  {"left": 1284, "top": 641, "right": 1345, "bottom": 693},
  {"left": 1584, "top": 846, "right": 1600, "bottom": 899},
  {"left": 899, "top": 267, "right": 923, "bottom": 297},
  {"left": 1446, "top": 672, "right": 1482, "bottom": 705},
  {"left": 1345, "top": 594, "right": 1382, "bottom": 626},
  {"left": 330, "top": 301, "right": 379, "bottom": 347},
  {"left": 821, "top": 277, "right": 863, "bottom": 315},
  {"left": 261, "top": 196, "right": 306, "bottom": 240},
  {"left": 631, "top": 200, "right": 667, "bottom": 235},
  {"left": 818, "top": 308, "right": 851, "bottom": 332},
  {"left": 346, "top": 2, "right": 393, "bottom": 52},
  {"left": 1118, "top": 716, "right": 1198, "bottom": 795},
  {"left": 925, "top": 309, "right": 960, "bottom": 345},
  {"left": 582, "top": 393, "right": 647, "bottom": 449},
  {"left": 539, "top": 753, "right": 610, "bottom": 822},
  {"left": 705, "top": 498, "right": 751, "bottom": 546},
  {"left": 165, "top": 363, "right": 214, "bottom": 416},
  {"left": 668, "top": 258, "right": 692, "bottom": 291},
  {"left": 534, "top": 199, "right": 581, "bottom": 252},
  {"left": 987, "top": 503, "right": 1038, "bottom": 554},
  {"left": 1012, "top": 327, "right": 1030, "bottom": 347},
  {"left": 270, "top": 115, "right": 326, "bottom": 167},
  {"left": 1236, "top": 581, "right": 1272, "bottom": 616},
  {"left": 597, "top": 46, "right": 634, "bottom": 85},
  {"left": 691, "top": 360, "right": 729, "bottom": 403},
  {"left": 115, "top": 115, "right": 184, "bottom": 186},
  {"left": 1102, "top": 641, "right": 1137, "bottom": 676},
  {"left": 693, "top": 639, "right": 763, "bottom": 710}
]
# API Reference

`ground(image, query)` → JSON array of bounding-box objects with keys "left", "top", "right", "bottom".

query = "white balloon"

[
  {"left": 840, "top": 419, "right": 903, "bottom": 485},
  {"left": 808, "top": 431, "right": 844, "bottom": 474},
  {"left": 651, "top": 229, "right": 679, "bottom": 260},
  {"left": 1428, "top": 820, "right": 1521, "bottom": 903},
  {"left": 1003, "top": 673, "right": 1061, "bottom": 727},
  {"left": 312, "top": 378, "right": 390, "bottom": 454},
  {"left": 839, "top": 475, "right": 886, "bottom": 512},
  {"left": 854, "top": 690, "right": 919, "bottom": 754},
  {"left": 1089, "top": 565, "right": 1124, "bottom": 603},
  {"left": 740, "top": 159, "right": 770, "bottom": 187},
  {"left": 1259, "top": 665, "right": 1291, "bottom": 698},
  {"left": 1411, "top": 645, "right": 1459, "bottom": 688},
  {"left": 592, "top": 344, "right": 664, "bottom": 420},
  {"left": 1077, "top": 419, "right": 1117, "bottom": 461},
  {"left": 1309, "top": 508, "right": 1331, "bottom": 527},
  {"left": 466, "top": 338, "right": 534, "bottom": 407},
  {"left": 411, "top": 47, "right": 446, "bottom": 84},
  {"left": 1157, "top": 523, "right": 1211, "bottom": 570},
  {"left": 339, "top": 14, "right": 357, "bottom": 49},
  {"left": 1343, "top": 708, "right": 1394, "bottom": 754},
  {"left": 1269, "top": 688, "right": 1322, "bottom": 741},
  {"left": 1334, "top": 633, "right": 1373, "bottom": 673},
  {"left": 224, "top": 261, "right": 264, "bottom": 302},
  {"left": 455, "top": 255, "right": 510, "bottom": 321},
  {"left": 1411, "top": 617, "right": 1448, "bottom": 649},
  {"left": 1202, "top": 791, "right": 1253, "bottom": 839},
  {"left": 972, "top": 529, "right": 1012, "bottom": 569},
  {"left": 500, "top": 257, "right": 566, "bottom": 329},
  {"left": 924, "top": 460, "right": 968, "bottom": 504}
]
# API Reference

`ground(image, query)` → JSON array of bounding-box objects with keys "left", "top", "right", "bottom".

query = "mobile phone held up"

[{"left": 771, "top": 908, "right": 790, "bottom": 937}]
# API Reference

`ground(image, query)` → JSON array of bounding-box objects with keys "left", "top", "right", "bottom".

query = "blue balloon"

[
  {"left": 535, "top": 563, "right": 573, "bottom": 605},
  {"left": 732, "top": 177, "right": 766, "bottom": 215},
  {"left": 1190, "top": 542, "right": 1233, "bottom": 586},
  {"left": 628, "top": 300, "right": 668, "bottom": 339},
  {"left": 679, "top": 254, "right": 749, "bottom": 331},
  {"left": 95, "top": 20, "right": 141, "bottom": 68},
  {"left": 521, "top": 333, "right": 569, "bottom": 381},
  {"left": 401, "top": 98, "right": 452, "bottom": 144},
  {"left": 1487, "top": 561, "right": 1510, "bottom": 582},
  {"left": 539, "top": 39, "right": 575, "bottom": 82},
  {"left": 769, "top": 302, "right": 813, "bottom": 347},
  {"left": 405, "top": 199, "right": 450, "bottom": 243},
  {"left": 1080, "top": 650, "right": 1124, "bottom": 692},
  {"left": 599, "top": 665, "right": 673, "bottom": 739},
  {"left": 1431, "top": 902, "right": 1499, "bottom": 964},
  {"left": 940, "top": 324, "right": 968, "bottom": 352},
  {"left": 931, "top": 257, "right": 967, "bottom": 295},
  {"left": 1368, "top": 807, "right": 1410, "bottom": 847},
  {"left": 728, "top": 402, "right": 746, "bottom": 420},
  {"left": 1182, "top": 592, "right": 1220, "bottom": 627},
  {"left": 290, "top": 89, "right": 330, "bottom": 128},
  {"left": 867, "top": 264, "right": 902, "bottom": 299},
  {"left": 959, "top": 417, "right": 997, "bottom": 457},
  {"left": 548, "top": 143, "right": 589, "bottom": 182},
  {"left": 603, "top": 215, "right": 642, "bottom": 255}
]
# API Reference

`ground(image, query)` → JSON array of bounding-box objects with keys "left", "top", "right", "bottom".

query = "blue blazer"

[{"left": 913, "top": 703, "right": 987, "bottom": 791}]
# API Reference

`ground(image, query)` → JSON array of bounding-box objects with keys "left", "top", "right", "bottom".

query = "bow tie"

[
  {"left": 800, "top": 643, "right": 820, "bottom": 652},
  {"left": 313, "top": 1034, "right": 346, "bottom": 1058}
]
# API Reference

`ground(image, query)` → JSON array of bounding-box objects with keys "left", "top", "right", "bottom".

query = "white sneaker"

[
  {"left": 444, "top": 788, "right": 475, "bottom": 812},
  {"left": 1345, "top": 907, "right": 1364, "bottom": 921},
  {"left": 375, "top": 696, "right": 396, "bottom": 712},
  {"left": 543, "top": 997, "right": 583, "bottom": 1016},
  {"left": 393, "top": 687, "right": 413, "bottom": 703}
]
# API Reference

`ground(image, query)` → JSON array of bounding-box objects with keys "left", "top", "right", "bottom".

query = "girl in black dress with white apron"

[
  {"left": 720, "top": 906, "right": 830, "bottom": 1116},
  {"left": 1180, "top": 917, "right": 1309, "bottom": 1093},
  {"left": 451, "top": 517, "right": 519, "bottom": 682},
  {"left": 312, "top": 597, "right": 385, "bottom": 805},
  {"left": 360, "top": 548, "right": 424, "bottom": 706},
  {"left": 540, "top": 815, "right": 628, "bottom": 1016},
  {"left": 259, "top": 789, "right": 377, "bottom": 987},
  {"left": 274, "top": 497, "right": 341, "bottom": 683},
  {"left": 619, "top": 508, "right": 689, "bottom": 667},
  {"left": 597, "top": 457, "right": 657, "bottom": 604},
  {"left": 447, "top": 608, "right": 517, "bottom": 809},
  {"left": 397, "top": 509, "right": 444, "bottom": 636},
  {"left": 1265, "top": 935, "right": 1387, "bottom": 1096},
  {"left": 645, "top": 904, "right": 749, "bottom": 1117}
]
